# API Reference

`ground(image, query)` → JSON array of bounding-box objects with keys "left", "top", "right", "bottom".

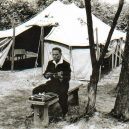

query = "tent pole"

[
  {"left": 115, "top": 43, "right": 118, "bottom": 68},
  {"left": 69, "top": 46, "right": 75, "bottom": 80},
  {"left": 112, "top": 53, "right": 114, "bottom": 70},
  {"left": 41, "top": 26, "right": 44, "bottom": 73},
  {"left": 96, "top": 28, "right": 99, "bottom": 61},
  {"left": 96, "top": 28, "right": 101, "bottom": 80},
  {"left": 11, "top": 19, "right": 15, "bottom": 72},
  {"left": 119, "top": 40, "right": 122, "bottom": 65}
]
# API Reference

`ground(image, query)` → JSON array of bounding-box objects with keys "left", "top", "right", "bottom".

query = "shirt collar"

[{"left": 53, "top": 57, "right": 63, "bottom": 66}]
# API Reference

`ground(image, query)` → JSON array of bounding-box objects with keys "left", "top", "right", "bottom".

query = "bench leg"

[
  {"left": 33, "top": 105, "right": 49, "bottom": 127},
  {"left": 40, "top": 105, "right": 49, "bottom": 127},
  {"left": 33, "top": 106, "right": 40, "bottom": 127},
  {"left": 73, "top": 89, "right": 79, "bottom": 105}
]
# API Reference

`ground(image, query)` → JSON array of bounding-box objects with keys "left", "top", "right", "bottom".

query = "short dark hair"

[{"left": 52, "top": 47, "right": 62, "bottom": 53}]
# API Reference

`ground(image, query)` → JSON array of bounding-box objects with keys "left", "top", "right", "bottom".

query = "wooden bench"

[{"left": 28, "top": 81, "right": 83, "bottom": 127}]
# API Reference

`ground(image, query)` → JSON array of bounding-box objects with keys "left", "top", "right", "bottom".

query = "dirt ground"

[{"left": 0, "top": 66, "right": 129, "bottom": 129}]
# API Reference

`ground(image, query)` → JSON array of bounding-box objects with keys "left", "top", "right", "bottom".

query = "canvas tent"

[
  {"left": 41, "top": 1, "right": 125, "bottom": 80},
  {"left": 0, "top": 1, "right": 126, "bottom": 80}
]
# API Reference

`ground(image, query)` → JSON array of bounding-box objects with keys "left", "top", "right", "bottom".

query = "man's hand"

[
  {"left": 57, "top": 71, "right": 63, "bottom": 82},
  {"left": 57, "top": 71, "right": 63, "bottom": 78},
  {"left": 44, "top": 71, "right": 63, "bottom": 81}
]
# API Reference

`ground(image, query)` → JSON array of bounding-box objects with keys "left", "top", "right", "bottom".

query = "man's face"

[{"left": 52, "top": 50, "right": 61, "bottom": 62}]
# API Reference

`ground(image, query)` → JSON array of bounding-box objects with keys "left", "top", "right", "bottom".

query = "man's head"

[{"left": 52, "top": 47, "right": 62, "bottom": 63}]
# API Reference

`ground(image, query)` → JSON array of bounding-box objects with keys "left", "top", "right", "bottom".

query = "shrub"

[{"left": 0, "top": 0, "right": 37, "bottom": 30}]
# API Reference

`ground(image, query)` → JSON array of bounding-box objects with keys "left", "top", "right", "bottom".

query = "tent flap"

[{"left": 0, "top": 40, "right": 13, "bottom": 68}]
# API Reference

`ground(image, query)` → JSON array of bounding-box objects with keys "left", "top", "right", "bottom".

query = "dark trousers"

[{"left": 32, "top": 80, "right": 69, "bottom": 116}]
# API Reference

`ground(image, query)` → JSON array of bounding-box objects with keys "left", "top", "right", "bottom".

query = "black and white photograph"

[{"left": 0, "top": 0, "right": 129, "bottom": 129}]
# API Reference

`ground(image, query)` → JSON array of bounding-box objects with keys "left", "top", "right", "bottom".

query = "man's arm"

[
  {"left": 43, "top": 61, "right": 53, "bottom": 79},
  {"left": 62, "top": 63, "right": 71, "bottom": 82}
]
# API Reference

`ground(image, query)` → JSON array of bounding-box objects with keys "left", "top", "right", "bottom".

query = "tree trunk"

[
  {"left": 110, "top": 21, "right": 129, "bottom": 121},
  {"left": 84, "top": 0, "right": 124, "bottom": 116},
  {"left": 85, "top": 0, "right": 96, "bottom": 68},
  {"left": 85, "top": 64, "right": 100, "bottom": 115}
]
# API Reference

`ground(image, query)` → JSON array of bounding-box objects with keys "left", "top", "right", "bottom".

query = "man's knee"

[
  {"left": 32, "top": 84, "right": 46, "bottom": 95},
  {"left": 32, "top": 87, "right": 38, "bottom": 95},
  {"left": 32, "top": 87, "right": 37, "bottom": 95}
]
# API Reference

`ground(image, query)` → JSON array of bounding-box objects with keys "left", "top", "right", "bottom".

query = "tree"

[
  {"left": 110, "top": 16, "right": 129, "bottom": 121},
  {"left": 0, "top": 0, "right": 37, "bottom": 30},
  {"left": 84, "top": 0, "right": 124, "bottom": 116},
  {"left": 92, "top": 1, "right": 127, "bottom": 32}
]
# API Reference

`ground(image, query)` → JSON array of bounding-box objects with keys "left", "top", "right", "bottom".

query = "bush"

[
  {"left": 0, "top": 0, "right": 37, "bottom": 30},
  {"left": 92, "top": 1, "right": 128, "bottom": 32}
]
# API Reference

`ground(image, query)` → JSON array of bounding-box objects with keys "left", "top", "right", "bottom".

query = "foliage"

[
  {"left": 0, "top": 0, "right": 128, "bottom": 31},
  {"left": 0, "top": 0, "right": 84, "bottom": 30},
  {"left": 92, "top": 1, "right": 129, "bottom": 32},
  {"left": 36, "top": 0, "right": 54, "bottom": 10},
  {"left": 0, "top": 0, "right": 37, "bottom": 30}
]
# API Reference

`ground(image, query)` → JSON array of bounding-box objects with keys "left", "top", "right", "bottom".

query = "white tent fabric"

[
  {"left": 0, "top": 2, "right": 58, "bottom": 38},
  {"left": 0, "top": 39, "right": 11, "bottom": 48},
  {"left": 42, "top": 1, "right": 125, "bottom": 80},
  {"left": 104, "top": 40, "right": 118, "bottom": 58},
  {"left": 0, "top": 1, "right": 126, "bottom": 80},
  {"left": 104, "top": 38, "right": 125, "bottom": 59},
  {"left": 0, "top": 38, "right": 10, "bottom": 45},
  {"left": 44, "top": 42, "right": 92, "bottom": 80},
  {"left": 44, "top": 1, "right": 125, "bottom": 46},
  {"left": 0, "top": 0, "right": 125, "bottom": 45},
  {"left": 0, "top": 40, "right": 13, "bottom": 68}
]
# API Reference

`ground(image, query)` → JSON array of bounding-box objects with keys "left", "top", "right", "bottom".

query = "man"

[{"left": 32, "top": 47, "right": 71, "bottom": 117}]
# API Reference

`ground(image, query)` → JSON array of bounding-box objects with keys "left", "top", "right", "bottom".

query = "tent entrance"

[{"left": 1, "top": 26, "right": 52, "bottom": 70}]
